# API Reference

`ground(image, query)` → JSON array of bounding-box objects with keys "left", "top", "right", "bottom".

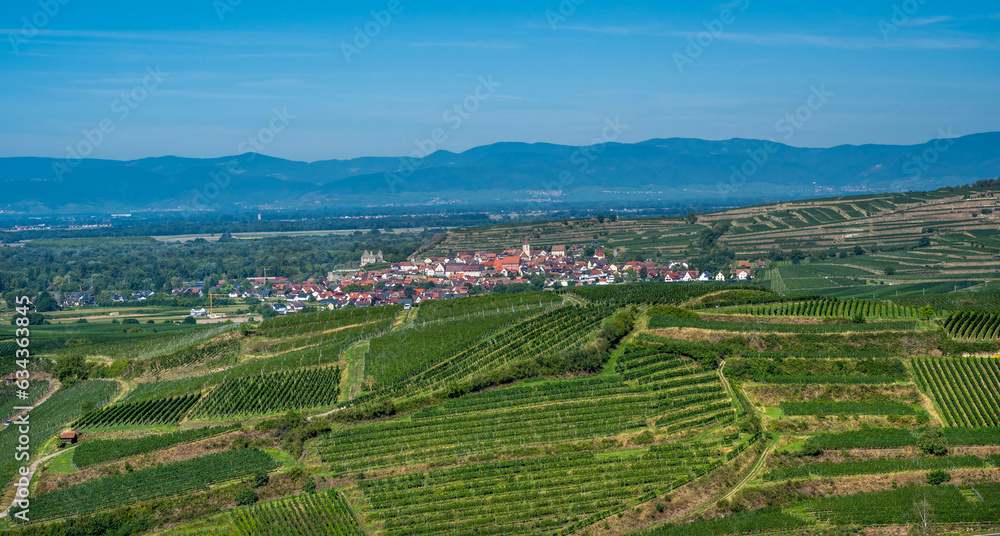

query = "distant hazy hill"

[{"left": 2, "top": 132, "right": 998, "bottom": 213}]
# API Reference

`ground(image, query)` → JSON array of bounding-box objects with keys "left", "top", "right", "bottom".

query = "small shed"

[{"left": 60, "top": 430, "right": 78, "bottom": 444}]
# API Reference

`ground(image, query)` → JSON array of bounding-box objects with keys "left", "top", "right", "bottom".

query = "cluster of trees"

[
  {"left": 0, "top": 212, "right": 488, "bottom": 243},
  {"left": 690, "top": 223, "right": 736, "bottom": 273},
  {"left": 53, "top": 354, "right": 130, "bottom": 385},
  {"left": 0, "top": 231, "right": 430, "bottom": 305},
  {"left": 767, "top": 238, "right": 933, "bottom": 266},
  {"left": 2, "top": 291, "right": 58, "bottom": 312}
]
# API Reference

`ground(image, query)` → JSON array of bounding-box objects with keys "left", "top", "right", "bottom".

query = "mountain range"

[{"left": 2, "top": 132, "right": 998, "bottom": 213}]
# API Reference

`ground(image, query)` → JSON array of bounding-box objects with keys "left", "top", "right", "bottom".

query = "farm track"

[
  {"left": 0, "top": 377, "right": 64, "bottom": 518},
  {"left": 719, "top": 438, "right": 776, "bottom": 503},
  {"left": 6, "top": 377, "right": 61, "bottom": 428},
  {"left": 0, "top": 447, "right": 76, "bottom": 519}
]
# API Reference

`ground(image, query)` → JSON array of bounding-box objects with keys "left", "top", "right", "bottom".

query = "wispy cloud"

[
  {"left": 215, "top": 52, "right": 330, "bottom": 59},
  {"left": 0, "top": 28, "right": 333, "bottom": 50},
  {"left": 552, "top": 24, "right": 660, "bottom": 36},
  {"left": 0, "top": 28, "right": 194, "bottom": 43},
  {"left": 688, "top": 31, "right": 998, "bottom": 50},
  {"left": 907, "top": 15, "right": 954, "bottom": 26},
  {"left": 238, "top": 78, "right": 310, "bottom": 88},
  {"left": 408, "top": 41, "right": 521, "bottom": 49}
]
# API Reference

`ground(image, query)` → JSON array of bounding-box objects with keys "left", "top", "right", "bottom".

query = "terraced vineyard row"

[
  {"left": 258, "top": 305, "right": 400, "bottom": 334},
  {"left": 353, "top": 306, "right": 612, "bottom": 406},
  {"left": 196, "top": 367, "right": 341, "bottom": 418},
  {"left": 365, "top": 311, "right": 529, "bottom": 385},
  {"left": 733, "top": 298, "right": 917, "bottom": 319},
  {"left": 256, "top": 315, "right": 395, "bottom": 356},
  {"left": 73, "top": 424, "right": 241, "bottom": 468},
  {"left": 230, "top": 490, "right": 365, "bottom": 536},
  {"left": 805, "top": 482, "right": 1000, "bottom": 526},
  {"left": 763, "top": 455, "right": 987, "bottom": 481},
  {"left": 913, "top": 358, "right": 1000, "bottom": 427},
  {"left": 416, "top": 291, "right": 563, "bottom": 323},
  {"left": 320, "top": 342, "right": 748, "bottom": 536},
  {"left": 360, "top": 444, "right": 750, "bottom": 536},
  {"left": 780, "top": 401, "right": 919, "bottom": 417},
  {"left": 805, "top": 427, "right": 1000, "bottom": 450},
  {"left": 145, "top": 339, "right": 242, "bottom": 372},
  {"left": 0, "top": 340, "right": 16, "bottom": 357},
  {"left": 0, "top": 380, "right": 119, "bottom": 490},
  {"left": 76, "top": 393, "right": 201, "bottom": 428},
  {"left": 944, "top": 311, "right": 1000, "bottom": 340},
  {"left": 568, "top": 284, "right": 721, "bottom": 306},
  {"left": 19, "top": 449, "right": 277, "bottom": 520},
  {"left": 648, "top": 315, "right": 917, "bottom": 333}
]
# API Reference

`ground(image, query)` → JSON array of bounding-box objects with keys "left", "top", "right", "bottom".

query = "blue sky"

[{"left": 1, "top": 0, "right": 998, "bottom": 161}]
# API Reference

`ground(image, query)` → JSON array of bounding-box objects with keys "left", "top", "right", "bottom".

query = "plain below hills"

[{"left": 2, "top": 132, "right": 999, "bottom": 212}]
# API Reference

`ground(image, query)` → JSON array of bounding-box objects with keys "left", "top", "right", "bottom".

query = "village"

[
  {"left": 49, "top": 238, "right": 762, "bottom": 316},
  {"left": 172, "top": 239, "right": 764, "bottom": 316}
]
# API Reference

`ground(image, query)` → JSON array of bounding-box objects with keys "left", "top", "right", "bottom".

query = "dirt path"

[
  {"left": 6, "top": 377, "right": 61, "bottom": 425},
  {"left": 717, "top": 361, "right": 737, "bottom": 409},
  {"left": 0, "top": 447, "right": 75, "bottom": 518},
  {"left": 719, "top": 438, "right": 776, "bottom": 503},
  {"left": 715, "top": 361, "right": 775, "bottom": 503}
]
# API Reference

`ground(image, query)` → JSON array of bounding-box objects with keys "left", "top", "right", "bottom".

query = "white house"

[{"left": 715, "top": 271, "right": 727, "bottom": 282}]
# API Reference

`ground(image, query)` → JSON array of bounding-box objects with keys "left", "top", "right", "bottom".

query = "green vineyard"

[
  {"left": 230, "top": 490, "right": 365, "bottom": 536},
  {"left": 763, "top": 455, "right": 987, "bottom": 481},
  {"left": 415, "top": 291, "right": 563, "bottom": 323},
  {"left": 319, "top": 342, "right": 749, "bottom": 535},
  {"left": 76, "top": 393, "right": 201, "bottom": 428},
  {"left": 805, "top": 428, "right": 1000, "bottom": 450},
  {"left": 258, "top": 305, "right": 400, "bottom": 334},
  {"left": 145, "top": 339, "right": 242, "bottom": 372},
  {"left": 0, "top": 380, "right": 119, "bottom": 490},
  {"left": 195, "top": 367, "right": 341, "bottom": 418},
  {"left": 944, "top": 311, "right": 1000, "bottom": 340},
  {"left": 254, "top": 309, "right": 397, "bottom": 357},
  {"left": 365, "top": 311, "right": 528, "bottom": 385},
  {"left": 733, "top": 298, "right": 918, "bottom": 319},
  {"left": 353, "top": 306, "right": 611, "bottom": 408},
  {"left": 19, "top": 449, "right": 277, "bottom": 520},
  {"left": 913, "top": 358, "right": 1000, "bottom": 427},
  {"left": 73, "top": 424, "right": 241, "bottom": 468},
  {"left": 780, "top": 401, "right": 919, "bottom": 417},
  {"left": 567, "top": 283, "right": 721, "bottom": 306}
]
